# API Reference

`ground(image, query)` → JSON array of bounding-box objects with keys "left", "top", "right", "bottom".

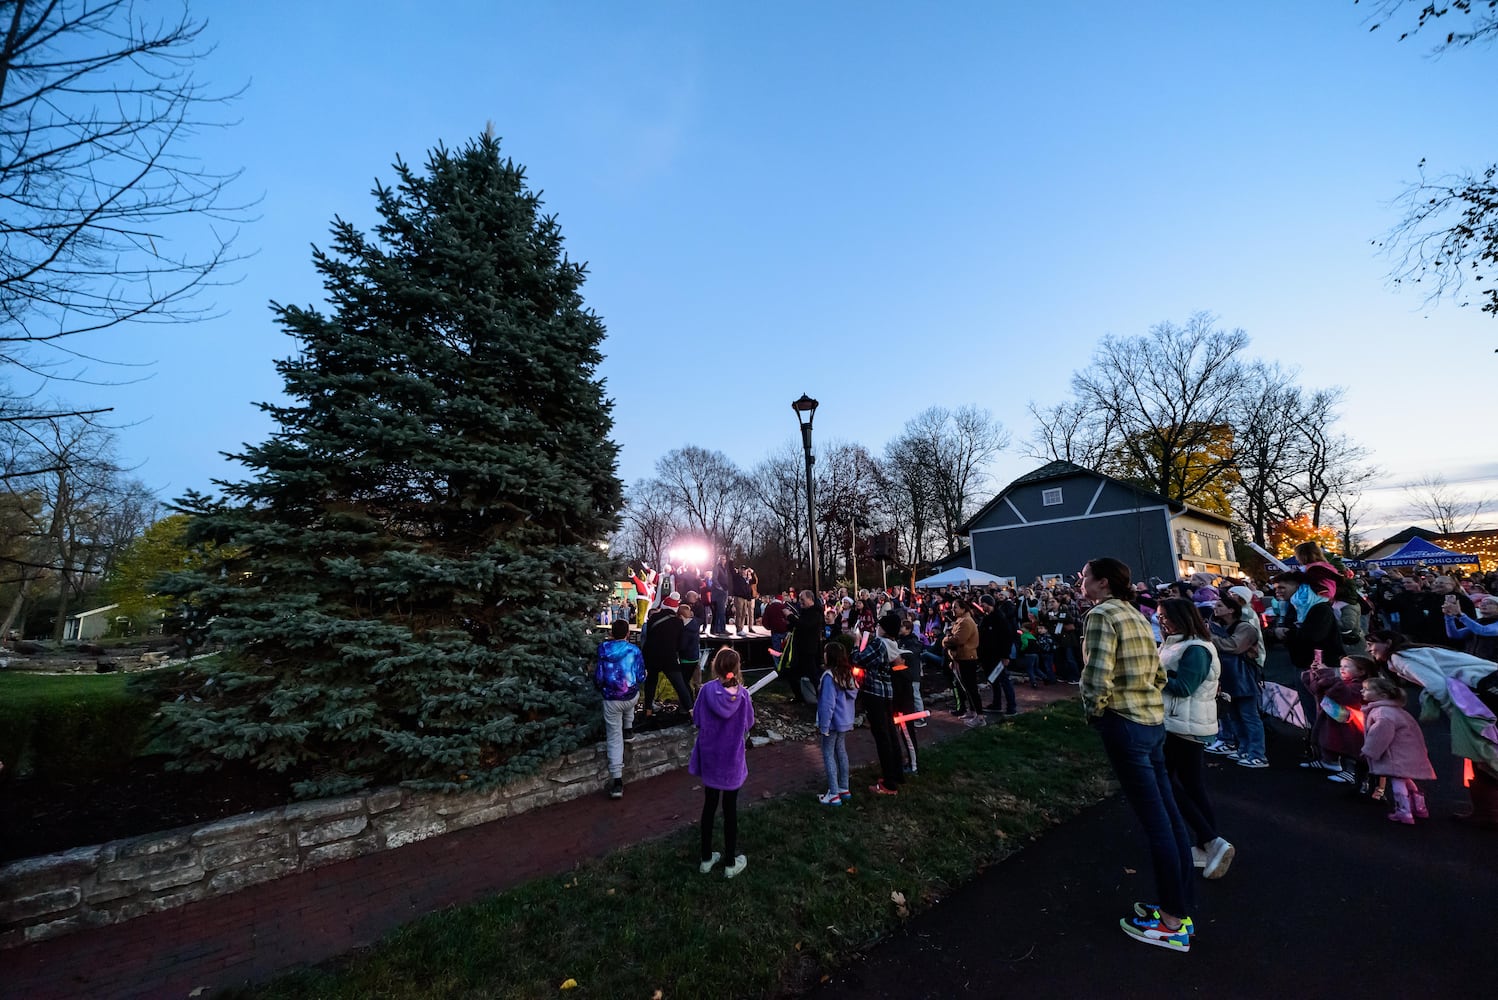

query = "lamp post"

[{"left": 792, "top": 394, "right": 820, "bottom": 599}]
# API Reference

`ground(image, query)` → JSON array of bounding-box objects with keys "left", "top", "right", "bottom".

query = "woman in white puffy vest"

[{"left": 1158, "top": 598, "right": 1236, "bottom": 881}]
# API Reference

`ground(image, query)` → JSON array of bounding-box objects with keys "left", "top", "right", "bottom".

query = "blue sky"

[{"left": 59, "top": 1, "right": 1497, "bottom": 537}]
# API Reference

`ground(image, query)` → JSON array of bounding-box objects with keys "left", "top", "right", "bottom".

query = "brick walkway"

[{"left": 1, "top": 686, "right": 1074, "bottom": 1000}]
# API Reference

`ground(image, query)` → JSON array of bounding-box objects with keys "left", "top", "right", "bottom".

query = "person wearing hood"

[
  {"left": 690, "top": 648, "right": 756, "bottom": 878},
  {"left": 1367, "top": 630, "right": 1498, "bottom": 827},
  {"left": 595, "top": 619, "right": 648, "bottom": 800},
  {"left": 1270, "top": 571, "right": 1346, "bottom": 670}
]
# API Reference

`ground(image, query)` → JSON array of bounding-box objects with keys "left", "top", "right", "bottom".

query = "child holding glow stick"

[{"left": 816, "top": 643, "right": 859, "bottom": 805}]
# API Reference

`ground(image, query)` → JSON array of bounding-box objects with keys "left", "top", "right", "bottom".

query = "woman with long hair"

[{"left": 1157, "top": 598, "right": 1235, "bottom": 878}]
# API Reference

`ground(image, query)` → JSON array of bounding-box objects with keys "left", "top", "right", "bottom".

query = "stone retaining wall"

[{"left": 0, "top": 725, "right": 695, "bottom": 948}]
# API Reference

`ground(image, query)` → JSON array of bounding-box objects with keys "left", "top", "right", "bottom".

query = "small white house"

[{"left": 63, "top": 603, "right": 120, "bottom": 642}]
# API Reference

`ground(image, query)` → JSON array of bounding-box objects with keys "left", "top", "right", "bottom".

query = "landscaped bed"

[{"left": 243, "top": 701, "right": 1109, "bottom": 1000}]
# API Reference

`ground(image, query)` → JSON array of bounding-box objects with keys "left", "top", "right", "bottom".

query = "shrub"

[{"left": 0, "top": 673, "right": 157, "bottom": 783}]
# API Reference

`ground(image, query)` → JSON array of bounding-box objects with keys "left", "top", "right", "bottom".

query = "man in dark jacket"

[
  {"left": 783, "top": 590, "right": 825, "bottom": 703},
  {"left": 640, "top": 599, "right": 695, "bottom": 716},
  {"left": 977, "top": 594, "right": 1018, "bottom": 715}
]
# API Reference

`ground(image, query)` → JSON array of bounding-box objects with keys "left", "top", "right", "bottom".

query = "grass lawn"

[
  {"left": 0, "top": 671, "right": 152, "bottom": 782},
  {"left": 251, "top": 701, "right": 1110, "bottom": 1000}
]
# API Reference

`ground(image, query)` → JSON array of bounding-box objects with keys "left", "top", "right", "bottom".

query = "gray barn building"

[{"left": 958, "top": 461, "right": 1240, "bottom": 586}]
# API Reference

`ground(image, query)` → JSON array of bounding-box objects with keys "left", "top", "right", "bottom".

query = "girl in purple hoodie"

[{"left": 690, "top": 648, "right": 756, "bottom": 878}]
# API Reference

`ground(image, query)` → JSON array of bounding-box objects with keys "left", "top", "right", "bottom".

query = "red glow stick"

[{"left": 893, "top": 710, "right": 930, "bottom": 725}]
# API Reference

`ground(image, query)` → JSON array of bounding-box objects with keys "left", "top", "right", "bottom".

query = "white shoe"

[
  {"left": 1202, "top": 837, "right": 1235, "bottom": 879},
  {"left": 724, "top": 854, "right": 748, "bottom": 879},
  {"left": 1191, "top": 845, "right": 1208, "bottom": 869},
  {"left": 699, "top": 851, "right": 721, "bottom": 874}
]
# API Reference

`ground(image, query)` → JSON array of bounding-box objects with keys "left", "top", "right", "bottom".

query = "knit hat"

[
  {"left": 661, "top": 592, "right": 681, "bottom": 611},
  {"left": 1228, "top": 585, "right": 1255, "bottom": 605}
]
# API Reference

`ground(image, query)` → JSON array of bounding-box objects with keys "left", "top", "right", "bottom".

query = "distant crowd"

[{"left": 589, "top": 548, "right": 1498, "bottom": 930}]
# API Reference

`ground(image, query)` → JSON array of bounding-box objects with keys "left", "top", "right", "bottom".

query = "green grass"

[
  {"left": 0, "top": 671, "right": 155, "bottom": 781},
  {"left": 252, "top": 701, "right": 1109, "bottom": 1000}
]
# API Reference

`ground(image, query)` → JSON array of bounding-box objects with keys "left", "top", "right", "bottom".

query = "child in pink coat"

[{"left": 1360, "top": 675, "right": 1437, "bottom": 825}]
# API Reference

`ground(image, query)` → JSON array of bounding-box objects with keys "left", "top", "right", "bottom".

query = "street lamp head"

[{"left": 791, "top": 394, "right": 819, "bottom": 428}]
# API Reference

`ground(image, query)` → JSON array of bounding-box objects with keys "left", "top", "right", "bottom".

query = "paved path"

[
  {"left": 814, "top": 712, "right": 1496, "bottom": 998},
  {"left": 0, "top": 684, "right": 1072, "bottom": 1000}
]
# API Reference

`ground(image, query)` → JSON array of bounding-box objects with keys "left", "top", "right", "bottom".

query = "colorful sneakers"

[
  {"left": 1131, "top": 904, "right": 1196, "bottom": 935},
  {"left": 1120, "top": 911, "right": 1192, "bottom": 952},
  {"left": 870, "top": 781, "right": 899, "bottom": 796},
  {"left": 817, "top": 791, "right": 843, "bottom": 806},
  {"left": 1204, "top": 739, "right": 1238, "bottom": 756},
  {"left": 838, "top": 790, "right": 852, "bottom": 802}
]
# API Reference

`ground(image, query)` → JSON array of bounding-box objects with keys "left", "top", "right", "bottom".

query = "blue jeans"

[
  {"left": 1091, "top": 711, "right": 1196, "bottom": 919},
  {"left": 1220, "top": 696, "right": 1266, "bottom": 760},
  {"left": 821, "top": 730, "right": 850, "bottom": 794}
]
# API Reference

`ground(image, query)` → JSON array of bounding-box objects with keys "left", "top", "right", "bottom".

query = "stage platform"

[{"left": 593, "top": 623, "right": 778, "bottom": 667}]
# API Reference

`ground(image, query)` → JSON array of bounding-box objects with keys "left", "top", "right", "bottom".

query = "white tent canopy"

[{"left": 914, "top": 567, "right": 1009, "bottom": 589}]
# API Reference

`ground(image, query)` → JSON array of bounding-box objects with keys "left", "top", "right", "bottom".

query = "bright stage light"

[{"left": 668, "top": 542, "right": 711, "bottom": 567}]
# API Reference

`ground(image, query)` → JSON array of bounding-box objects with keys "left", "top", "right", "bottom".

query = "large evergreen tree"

[{"left": 160, "top": 134, "right": 622, "bottom": 797}]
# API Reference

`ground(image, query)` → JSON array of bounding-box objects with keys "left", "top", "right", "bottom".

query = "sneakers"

[
  {"left": 964, "top": 714, "right": 987, "bottom": 728},
  {"left": 1234, "top": 755, "right": 1269, "bottom": 769},
  {"left": 870, "top": 781, "right": 899, "bottom": 796},
  {"left": 1327, "top": 770, "right": 1356, "bottom": 784},
  {"left": 1201, "top": 837, "right": 1235, "bottom": 879},
  {"left": 1131, "top": 902, "right": 1196, "bottom": 935},
  {"left": 1190, "top": 846, "right": 1207, "bottom": 870},
  {"left": 913, "top": 719, "right": 928, "bottom": 728},
  {"left": 1204, "top": 739, "right": 1238, "bottom": 756},
  {"left": 724, "top": 854, "right": 748, "bottom": 879},
  {"left": 609, "top": 777, "right": 623, "bottom": 800},
  {"left": 699, "top": 851, "right": 722, "bottom": 874},
  {"left": 1388, "top": 809, "right": 1415, "bottom": 825},
  {"left": 839, "top": 790, "right": 852, "bottom": 802},
  {"left": 1120, "top": 912, "right": 1191, "bottom": 952},
  {"left": 817, "top": 791, "right": 843, "bottom": 806},
  {"left": 623, "top": 728, "right": 636, "bottom": 743},
  {"left": 1299, "top": 759, "right": 1338, "bottom": 771}
]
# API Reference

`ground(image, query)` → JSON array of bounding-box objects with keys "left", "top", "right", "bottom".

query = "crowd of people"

[{"left": 592, "top": 546, "right": 1498, "bottom": 916}]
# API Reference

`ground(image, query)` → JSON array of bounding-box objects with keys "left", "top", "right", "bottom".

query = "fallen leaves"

[
  {"left": 891, "top": 890, "right": 909, "bottom": 917},
  {"left": 560, "top": 978, "right": 578, "bottom": 990}
]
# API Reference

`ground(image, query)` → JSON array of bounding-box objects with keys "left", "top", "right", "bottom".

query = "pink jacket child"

[{"left": 1361, "top": 676, "right": 1437, "bottom": 825}]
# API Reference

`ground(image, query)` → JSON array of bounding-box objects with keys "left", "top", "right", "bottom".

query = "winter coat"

[
  {"left": 688, "top": 680, "right": 755, "bottom": 791},
  {"left": 678, "top": 619, "right": 701, "bottom": 666},
  {"left": 816, "top": 670, "right": 858, "bottom": 734},
  {"left": 1301, "top": 666, "right": 1366, "bottom": 758},
  {"left": 1361, "top": 700, "right": 1437, "bottom": 780},
  {"left": 944, "top": 612, "right": 979, "bottom": 661},
  {"left": 1386, "top": 647, "right": 1498, "bottom": 772},
  {"left": 761, "top": 598, "right": 791, "bottom": 634},
  {"left": 1284, "top": 601, "right": 1345, "bottom": 670},
  {"left": 1210, "top": 619, "right": 1261, "bottom": 699},
  {"left": 642, "top": 609, "right": 685, "bottom": 671},
  {"left": 977, "top": 605, "right": 1016, "bottom": 666},
  {"left": 1161, "top": 637, "right": 1220, "bottom": 738},
  {"left": 594, "top": 639, "right": 647, "bottom": 701}
]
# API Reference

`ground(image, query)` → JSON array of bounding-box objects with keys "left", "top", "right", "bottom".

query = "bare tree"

[
  {"left": 1, "top": 0, "right": 245, "bottom": 399},
  {"left": 1402, "top": 472, "right": 1489, "bottom": 533},
  {"left": 1363, "top": 2, "right": 1497, "bottom": 341},
  {"left": 1023, "top": 399, "right": 1121, "bottom": 473},
  {"left": 0, "top": 414, "right": 154, "bottom": 639},
  {"left": 652, "top": 446, "right": 754, "bottom": 551},
  {"left": 1363, "top": 0, "right": 1498, "bottom": 49},
  {"left": 1282, "top": 387, "right": 1381, "bottom": 530},
  {"left": 815, "top": 441, "right": 881, "bottom": 584},
  {"left": 1229, "top": 365, "right": 1304, "bottom": 545},
  {"left": 748, "top": 442, "right": 807, "bottom": 565},
  {"left": 1070, "top": 313, "right": 1255, "bottom": 507},
  {"left": 897, "top": 405, "right": 1010, "bottom": 555}
]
